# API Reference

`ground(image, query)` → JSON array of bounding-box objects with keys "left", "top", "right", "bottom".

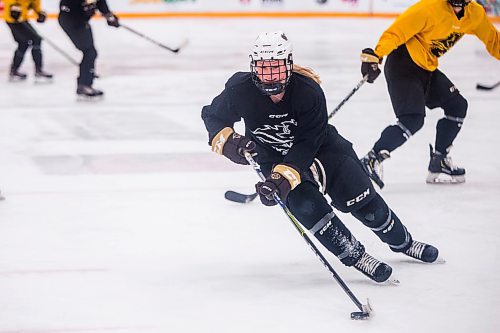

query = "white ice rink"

[{"left": 0, "top": 17, "right": 499, "bottom": 333}]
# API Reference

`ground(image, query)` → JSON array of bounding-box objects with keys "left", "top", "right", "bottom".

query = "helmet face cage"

[
  {"left": 447, "top": 0, "right": 469, "bottom": 8},
  {"left": 250, "top": 55, "right": 293, "bottom": 96},
  {"left": 249, "top": 31, "right": 293, "bottom": 96}
]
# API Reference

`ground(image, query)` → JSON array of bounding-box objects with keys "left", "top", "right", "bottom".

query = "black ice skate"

[
  {"left": 403, "top": 240, "right": 439, "bottom": 263},
  {"left": 426, "top": 144, "right": 465, "bottom": 184},
  {"left": 76, "top": 85, "right": 104, "bottom": 100},
  {"left": 9, "top": 69, "right": 27, "bottom": 82},
  {"left": 35, "top": 69, "right": 54, "bottom": 83},
  {"left": 360, "top": 149, "right": 390, "bottom": 189},
  {"left": 354, "top": 252, "right": 393, "bottom": 283}
]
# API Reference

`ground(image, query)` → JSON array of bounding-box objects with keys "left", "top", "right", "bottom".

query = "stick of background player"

[
  {"left": 119, "top": 24, "right": 189, "bottom": 54},
  {"left": 58, "top": 0, "right": 120, "bottom": 99},
  {"left": 476, "top": 80, "right": 500, "bottom": 90},
  {"left": 358, "top": 0, "right": 499, "bottom": 189},
  {"left": 202, "top": 31, "right": 440, "bottom": 285},
  {"left": 20, "top": 21, "right": 79, "bottom": 67},
  {"left": 225, "top": 76, "right": 368, "bottom": 204},
  {"left": 3, "top": 0, "right": 53, "bottom": 82}
]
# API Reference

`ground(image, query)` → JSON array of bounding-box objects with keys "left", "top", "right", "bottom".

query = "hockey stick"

[
  {"left": 328, "top": 76, "right": 368, "bottom": 119},
  {"left": 120, "top": 24, "right": 188, "bottom": 54},
  {"left": 476, "top": 81, "right": 500, "bottom": 91},
  {"left": 22, "top": 22, "right": 79, "bottom": 66},
  {"left": 225, "top": 76, "right": 368, "bottom": 204},
  {"left": 244, "top": 152, "right": 371, "bottom": 320}
]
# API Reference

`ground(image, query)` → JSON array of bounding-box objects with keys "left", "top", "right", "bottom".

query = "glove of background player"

[
  {"left": 37, "top": 11, "right": 47, "bottom": 23},
  {"left": 9, "top": 5, "right": 22, "bottom": 21},
  {"left": 211, "top": 127, "right": 256, "bottom": 165},
  {"left": 360, "top": 48, "right": 382, "bottom": 83},
  {"left": 105, "top": 13, "right": 120, "bottom": 27},
  {"left": 256, "top": 164, "right": 301, "bottom": 206}
]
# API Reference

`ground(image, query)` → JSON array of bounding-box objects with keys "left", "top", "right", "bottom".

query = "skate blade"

[
  {"left": 76, "top": 94, "right": 104, "bottom": 102},
  {"left": 384, "top": 276, "right": 400, "bottom": 285},
  {"left": 434, "top": 257, "right": 446, "bottom": 264},
  {"left": 426, "top": 173, "right": 465, "bottom": 184},
  {"left": 8, "top": 77, "right": 27, "bottom": 83},
  {"left": 34, "top": 77, "right": 54, "bottom": 84}
]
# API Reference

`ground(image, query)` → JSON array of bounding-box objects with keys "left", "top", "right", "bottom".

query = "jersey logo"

[
  {"left": 430, "top": 32, "right": 464, "bottom": 58},
  {"left": 251, "top": 119, "right": 297, "bottom": 155},
  {"left": 269, "top": 113, "right": 288, "bottom": 119}
]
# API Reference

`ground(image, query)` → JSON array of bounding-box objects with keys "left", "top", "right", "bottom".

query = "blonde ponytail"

[{"left": 292, "top": 64, "right": 321, "bottom": 84}]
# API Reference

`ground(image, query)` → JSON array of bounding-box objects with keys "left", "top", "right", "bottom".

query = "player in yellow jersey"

[
  {"left": 3, "top": 0, "right": 52, "bottom": 81},
  {"left": 359, "top": 0, "right": 499, "bottom": 187}
]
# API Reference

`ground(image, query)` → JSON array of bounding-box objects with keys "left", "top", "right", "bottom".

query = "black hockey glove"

[
  {"left": 360, "top": 48, "right": 382, "bottom": 83},
  {"left": 37, "top": 11, "right": 47, "bottom": 23},
  {"left": 256, "top": 164, "right": 301, "bottom": 206},
  {"left": 9, "top": 5, "right": 22, "bottom": 21},
  {"left": 105, "top": 13, "right": 120, "bottom": 28},
  {"left": 211, "top": 127, "right": 257, "bottom": 165}
]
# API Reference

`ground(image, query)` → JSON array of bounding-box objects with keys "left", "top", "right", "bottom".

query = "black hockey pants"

[
  {"left": 7, "top": 22, "right": 43, "bottom": 71},
  {"left": 58, "top": 14, "right": 97, "bottom": 87}
]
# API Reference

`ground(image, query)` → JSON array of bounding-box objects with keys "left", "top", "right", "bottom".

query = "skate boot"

[
  {"left": 35, "top": 69, "right": 54, "bottom": 83},
  {"left": 76, "top": 85, "right": 104, "bottom": 100},
  {"left": 354, "top": 252, "right": 392, "bottom": 283},
  {"left": 403, "top": 240, "right": 439, "bottom": 263},
  {"left": 9, "top": 68, "right": 27, "bottom": 82},
  {"left": 360, "top": 149, "right": 390, "bottom": 189},
  {"left": 426, "top": 144, "right": 465, "bottom": 184}
]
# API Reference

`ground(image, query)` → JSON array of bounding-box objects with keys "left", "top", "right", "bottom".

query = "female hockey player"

[
  {"left": 359, "top": 0, "right": 500, "bottom": 188},
  {"left": 58, "top": 0, "right": 119, "bottom": 98},
  {"left": 3, "top": 0, "right": 52, "bottom": 81},
  {"left": 202, "top": 31, "right": 439, "bottom": 283}
]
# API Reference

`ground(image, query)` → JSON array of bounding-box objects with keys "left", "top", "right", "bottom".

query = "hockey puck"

[{"left": 350, "top": 311, "right": 370, "bottom": 320}]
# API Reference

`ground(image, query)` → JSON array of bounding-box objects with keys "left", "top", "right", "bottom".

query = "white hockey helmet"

[{"left": 250, "top": 31, "right": 293, "bottom": 95}]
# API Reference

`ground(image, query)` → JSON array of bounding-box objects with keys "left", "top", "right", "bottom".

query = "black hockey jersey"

[
  {"left": 201, "top": 72, "right": 336, "bottom": 171},
  {"left": 59, "top": 0, "right": 111, "bottom": 21}
]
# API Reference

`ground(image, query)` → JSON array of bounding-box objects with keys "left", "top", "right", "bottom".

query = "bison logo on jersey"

[
  {"left": 251, "top": 119, "right": 297, "bottom": 155},
  {"left": 430, "top": 32, "right": 464, "bottom": 57}
]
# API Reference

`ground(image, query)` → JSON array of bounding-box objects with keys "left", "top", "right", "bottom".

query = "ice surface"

[{"left": 0, "top": 18, "right": 499, "bottom": 333}]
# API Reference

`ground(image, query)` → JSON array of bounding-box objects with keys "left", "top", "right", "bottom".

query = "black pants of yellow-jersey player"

[
  {"left": 374, "top": 45, "right": 467, "bottom": 156},
  {"left": 361, "top": 45, "right": 467, "bottom": 188},
  {"left": 7, "top": 22, "right": 44, "bottom": 80}
]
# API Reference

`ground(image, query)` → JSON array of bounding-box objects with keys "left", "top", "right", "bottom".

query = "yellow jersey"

[
  {"left": 374, "top": 0, "right": 500, "bottom": 71},
  {"left": 3, "top": 0, "right": 41, "bottom": 24}
]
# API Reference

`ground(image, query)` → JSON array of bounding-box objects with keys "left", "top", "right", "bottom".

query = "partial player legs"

[
  {"left": 59, "top": 16, "right": 102, "bottom": 98},
  {"left": 361, "top": 114, "right": 424, "bottom": 188},
  {"left": 287, "top": 182, "right": 392, "bottom": 282},
  {"left": 351, "top": 193, "right": 438, "bottom": 263},
  {"left": 426, "top": 75, "right": 468, "bottom": 184}
]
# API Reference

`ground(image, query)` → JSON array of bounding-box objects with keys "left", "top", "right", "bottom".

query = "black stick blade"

[
  {"left": 351, "top": 311, "right": 370, "bottom": 320},
  {"left": 224, "top": 191, "right": 258, "bottom": 204},
  {"left": 476, "top": 81, "right": 500, "bottom": 91}
]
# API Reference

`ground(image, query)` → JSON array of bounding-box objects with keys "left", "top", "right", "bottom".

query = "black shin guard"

[
  {"left": 288, "top": 182, "right": 364, "bottom": 266},
  {"left": 351, "top": 194, "right": 411, "bottom": 252},
  {"left": 12, "top": 44, "right": 29, "bottom": 70},
  {"left": 373, "top": 114, "right": 424, "bottom": 153},
  {"left": 435, "top": 95, "right": 467, "bottom": 154},
  {"left": 31, "top": 45, "right": 43, "bottom": 71}
]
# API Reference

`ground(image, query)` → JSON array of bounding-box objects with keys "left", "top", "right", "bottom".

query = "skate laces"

[
  {"left": 405, "top": 241, "right": 426, "bottom": 259},
  {"left": 355, "top": 253, "right": 380, "bottom": 275},
  {"left": 366, "top": 152, "right": 383, "bottom": 179},
  {"left": 443, "top": 155, "right": 459, "bottom": 171}
]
